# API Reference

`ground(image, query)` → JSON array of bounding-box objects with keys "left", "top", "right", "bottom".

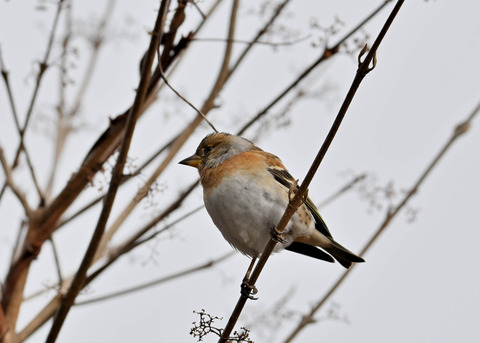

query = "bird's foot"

[
  {"left": 241, "top": 280, "right": 258, "bottom": 300},
  {"left": 270, "top": 225, "right": 287, "bottom": 244}
]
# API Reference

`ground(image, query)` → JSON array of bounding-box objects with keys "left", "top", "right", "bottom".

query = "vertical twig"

[
  {"left": 49, "top": 238, "right": 64, "bottom": 287},
  {"left": 218, "top": 1, "right": 405, "bottom": 341}
]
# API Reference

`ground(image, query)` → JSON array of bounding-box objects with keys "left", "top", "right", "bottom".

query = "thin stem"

[
  {"left": 218, "top": 1, "right": 405, "bottom": 341},
  {"left": 49, "top": 238, "right": 64, "bottom": 287},
  {"left": 316, "top": 173, "right": 367, "bottom": 209},
  {"left": 23, "top": 0, "right": 65, "bottom": 133},
  {"left": 191, "top": 35, "right": 310, "bottom": 47},
  {"left": 0, "top": 48, "right": 21, "bottom": 135}
]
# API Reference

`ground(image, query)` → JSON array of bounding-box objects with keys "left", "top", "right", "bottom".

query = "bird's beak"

[{"left": 179, "top": 154, "right": 202, "bottom": 168}]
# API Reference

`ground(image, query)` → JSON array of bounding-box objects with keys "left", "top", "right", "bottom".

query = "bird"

[{"left": 179, "top": 132, "right": 364, "bottom": 269}]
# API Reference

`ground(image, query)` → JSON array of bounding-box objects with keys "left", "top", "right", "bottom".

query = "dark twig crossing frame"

[{"left": 218, "top": 1, "right": 405, "bottom": 341}]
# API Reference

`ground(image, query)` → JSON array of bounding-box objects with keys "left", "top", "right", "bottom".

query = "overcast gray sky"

[{"left": 1, "top": 1, "right": 479, "bottom": 342}]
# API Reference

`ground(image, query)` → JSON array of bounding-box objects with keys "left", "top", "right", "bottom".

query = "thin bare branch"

[
  {"left": 0, "top": 46, "right": 45, "bottom": 203},
  {"left": 317, "top": 173, "right": 367, "bottom": 209},
  {"left": 22, "top": 0, "right": 65, "bottom": 134},
  {"left": 0, "top": 146, "right": 32, "bottom": 217},
  {"left": 49, "top": 238, "right": 64, "bottom": 287},
  {"left": 282, "top": 94, "right": 480, "bottom": 343},
  {"left": 192, "top": 35, "right": 311, "bottom": 47},
  {"left": 218, "top": 1, "right": 405, "bottom": 341},
  {"left": 75, "top": 252, "right": 234, "bottom": 306},
  {"left": 0, "top": 48, "right": 21, "bottom": 134}
]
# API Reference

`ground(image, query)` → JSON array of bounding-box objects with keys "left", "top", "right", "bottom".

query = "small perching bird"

[{"left": 180, "top": 132, "right": 364, "bottom": 268}]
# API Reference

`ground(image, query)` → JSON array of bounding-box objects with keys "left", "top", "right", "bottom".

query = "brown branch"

[
  {"left": 0, "top": 307, "right": 6, "bottom": 343},
  {"left": 281, "top": 93, "right": 480, "bottom": 343},
  {"left": 218, "top": 1, "right": 405, "bottom": 341},
  {"left": 44, "top": 1, "right": 171, "bottom": 341}
]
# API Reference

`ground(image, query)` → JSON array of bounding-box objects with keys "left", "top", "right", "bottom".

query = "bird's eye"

[{"left": 203, "top": 145, "right": 214, "bottom": 155}]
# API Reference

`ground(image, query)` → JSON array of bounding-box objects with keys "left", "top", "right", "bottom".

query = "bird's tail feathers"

[{"left": 324, "top": 240, "right": 365, "bottom": 269}]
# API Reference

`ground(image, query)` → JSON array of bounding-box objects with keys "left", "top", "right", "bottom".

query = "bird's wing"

[{"left": 266, "top": 163, "right": 333, "bottom": 239}]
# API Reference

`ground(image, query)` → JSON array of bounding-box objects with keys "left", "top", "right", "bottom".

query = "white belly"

[{"left": 203, "top": 173, "right": 306, "bottom": 257}]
